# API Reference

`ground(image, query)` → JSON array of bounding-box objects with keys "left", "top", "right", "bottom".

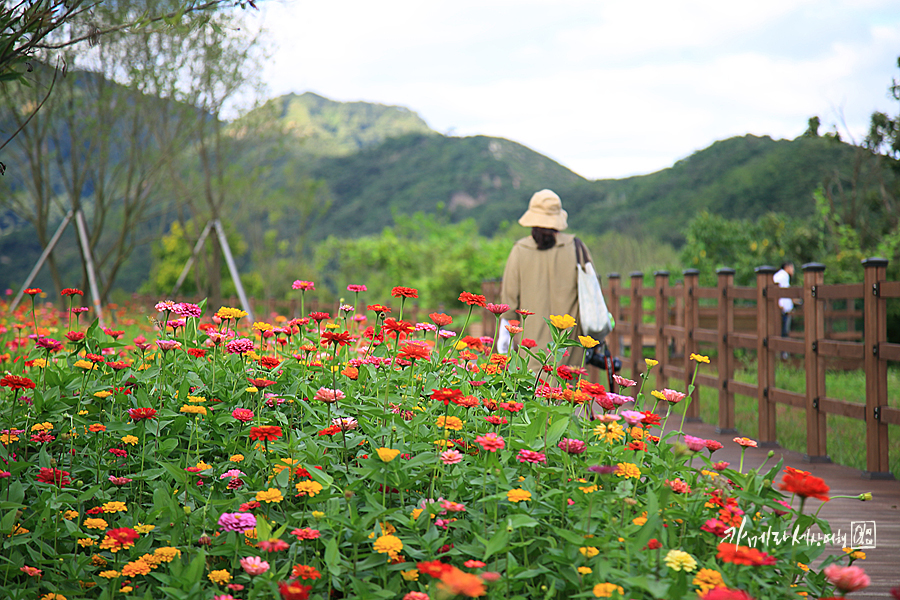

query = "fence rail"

[{"left": 599, "top": 259, "right": 898, "bottom": 479}]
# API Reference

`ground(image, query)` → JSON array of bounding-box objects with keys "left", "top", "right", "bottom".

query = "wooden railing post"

[
  {"left": 862, "top": 257, "right": 892, "bottom": 478},
  {"left": 654, "top": 271, "right": 670, "bottom": 391},
  {"left": 607, "top": 273, "right": 621, "bottom": 360},
  {"left": 755, "top": 266, "right": 777, "bottom": 444},
  {"left": 802, "top": 263, "right": 829, "bottom": 462},
  {"left": 630, "top": 272, "right": 644, "bottom": 382},
  {"left": 683, "top": 269, "right": 701, "bottom": 420},
  {"left": 716, "top": 268, "right": 736, "bottom": 433}
]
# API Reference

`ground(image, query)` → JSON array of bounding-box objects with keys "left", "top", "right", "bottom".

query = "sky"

[{"left": 244, "top": 0, "right": 900, "bottom": 180}]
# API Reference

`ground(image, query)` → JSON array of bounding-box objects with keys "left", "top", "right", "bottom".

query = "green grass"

[{"left": 688, "top": 360, "right": 900, "bottom": 477}]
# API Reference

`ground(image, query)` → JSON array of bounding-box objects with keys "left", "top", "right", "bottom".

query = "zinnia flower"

[
  {"left": 664, "top": 549, "right": 697, "bottom": 572},
  {"left": 475, "top": 432, "right": 505, "bottom": 452},
  {"left": 517, "top": 449, "right": 547, "bottom": 463},
  {"left": 506, "top": 488, "right": 532, "bottom": 503},
  {"left": 733, "top": 437, "right": 757, "bottom": 448},
  {"left": 373, "top": 534, "right": 403, "bottom": 558},
  {"left": 376, "top": 448, "right": 401, "bottom": 462},
  {"left": 823, "top": 564, "right": 870, "bottom": 593},
  {"left": 278, "top": 580, "right": 312, "bottom": 599},
  {"left": 458, "top": 291, "right": 486, "bottom": 306},
  {"left": 778, "top": 467, "right": 830, "bottom": 502},
  {"left": 548, "top": 314, "right": 576, "bottom": 329},
  {"left": 218, "top": 512, "right": 257, "bottom": 533},
  {"left": 440, "top": 449, "right": 464, "bottom": 465},
  {"left": 391, "top": 286, "right": 418, "bottom": 298},
  {"left": 314, "top": 387, "right": 345, "bottom": 403},
  {"left": 240, "top": 556, "right": 270, "bottom": 576},
  {"left": 248, "top": 426, "right": 282, "bottom": 442},
  {"left": 0, "top": 374, "right": 36, "bottom": 390},
  {"left": 128, "top": 407, "right": 156, "bottom": 421},
  {"left": 558, "top": 438, "right": 586, "bottom": 454}
]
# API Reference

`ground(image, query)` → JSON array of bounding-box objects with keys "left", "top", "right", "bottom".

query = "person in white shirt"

[{"left": 773, "top": 261, "right": 794, "bottom": 358}]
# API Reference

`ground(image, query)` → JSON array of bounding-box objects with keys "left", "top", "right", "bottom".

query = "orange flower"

[
  {"left": 458, "top": 292, "right": 486, "bottom": 307},
  {"left": 88, "top": 424, "right": 106, "bottom": 433},
  {"left": 248, "top": 426, "right": 282, "bottom": 442},
  {"left": 437, "top": 566, "right": 486, "bottom": 597},
  {"left": 391, "top": 286, "right": 418, "bottom": 298},
  {"left": 778, "top": 468, "right": 830, "bottom": 502},
  {"left": 716, "top": 543, "right": 776, "bottom": 566},
  {"left": 430, "top": 313, "right": 453, "bottom": 326},
  {"left": 398, "top": 342, "right": 431, "bottom": 361}
]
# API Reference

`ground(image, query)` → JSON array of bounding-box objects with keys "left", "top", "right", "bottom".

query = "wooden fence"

[{"left": 599, "top": 259, "right": 899, "bottom": 479}]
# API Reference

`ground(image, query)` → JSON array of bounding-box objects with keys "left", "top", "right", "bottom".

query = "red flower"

[
  {"left": 578, "top": 381, "right": 606, "bottom": 397},
  {"left": 65, "top": 331, "right": 85, "bottom": 342},
  {"left": 627, "top": 441, "right": 647, "bottom": 451},
  {"left": 703, "top": 588, "right": 755, "bottom": 600},
  {"left": 248, "top": 426, "right": 283, "bottom": 442},
  {"left": 257, "top": 356, "right": 281, "bottom": 369},
  {"left": 778, "top": 467, "right": 830, "bottom": 501},
  {"left": 515, "top": 309, "right": 535, "bottom": 316},
  {"left": 417, "top": 560, "right": 453, "bottom": 578},
  {"left": 429, "top": 313, "right": 453, "bottom": 326},
  {"left": 318, "top": 425, "right": 340, "bottom": 436},
  {"left": 367, "top": 304, "right": 392, "bottom": 314},
  {"left": 308, "top": 312, "right": 330, "bottom": 322},
  {"left": 36, "top": 467, "right": 70, "bottom": 487},
  {"left": 247, "top": 378, "right": 277, "bottom": 389},
  {"left": 431, "top": 388, "right": 463, "bottom": 406},
  {"left": 644, "top": 538, "right": 662, "bottom": 550},
  {"left": 716, "top": 543, "right": 776, "bottom": 566},
  {"left": 240, "top": 500, "right": 261, "bottom": 511},
  {"left": 105, "top": 361, "right": 129, "bottom": 370},
  {"left": 383, "top": 318, "right": 414, "bottom": 335},
  {"left": 556, "top": 365, "right": 573, "bottom": 381},
  {"left": 521, "top": 338, "right": 537, "bottom": 348},
  {"left": 107, "top": 527, "right": 139, "bottom": 546},
  {"left": 277, "top": 580, "right": 312, "bottom": 600},
  {"left": 61, "top": 288, "right": 84, "bottom": 296},
  {"left": 24, "top": 288, "right": 42, "bottom": 295},
  {"left": 128, "top": 408, "right": 157, "bottom": 421},
  {"left": 1, "top": 375, "right": 36, "bottom": 390},
  {"left": 458, "top": 291, "right": 486, "bottom": 307},
  {"left": 484, "top": 415, "right": 507, "bottom": 425},
  {"left": 498, "top": 401, "right": 523, "bottom": 413},
  {"left": 86, "top": 353, "right": 105, "bottom": 363},
  {"left": 232, "top": 408, "right": 254, "bottom": 423},
  {"left": 640, "top": 411, "right": 662, "bottom": 427},
  {"left": 258, "top": 538, "right": 290, "bottom": 552},
  {"left": 109, "top": 448, "right": 127, "bottom": 457},
  {"left": 187, "top": 348, "right": 207, "bottom": 358},
  {"left": 321, "top": 330, "right": 353, "bottom": 347},
  {"left": 391, "top": 286, "right": 418, "bottom": 298},
  {"left": 397, "top": 342, "right": 431, "bottom": 361}
]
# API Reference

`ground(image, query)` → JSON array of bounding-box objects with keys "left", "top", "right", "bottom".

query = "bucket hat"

[{"left": 517, "top": 189, "right": 568, "bottom": 231}]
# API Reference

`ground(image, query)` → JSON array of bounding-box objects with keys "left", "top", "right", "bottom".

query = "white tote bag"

[{"left": 575, "top": 238, "right": 613, "bottom": 340}]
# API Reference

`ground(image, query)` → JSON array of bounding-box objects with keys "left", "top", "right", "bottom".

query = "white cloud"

[{"left": 242, "top": 0, "right": 900, "bottom": 179}]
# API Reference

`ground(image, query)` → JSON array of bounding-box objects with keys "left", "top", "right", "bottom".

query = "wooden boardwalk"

[{"left": 680, "top": 420, "right": 900, "bottom": 597}]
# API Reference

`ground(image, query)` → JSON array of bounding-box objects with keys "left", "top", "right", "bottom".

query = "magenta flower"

[
  {"left": 173, "top": 302, "right": 202, "bottom": 318},
  {"left": 620, "top": 410, "right": 645, "bottom": 426},
  {"left": 231, "top": 408, "right": 254, "bottom": 423},
  {"left": 683, "top": 435, "right": 707, "bottom": 452},
  {"left": 347, "top": 284, "right": 367, "bottom": 292},
  {"left": 516, "top": 449, "right": 547, "bottom": 464},
  {"left": 485, "top": 303, "right": 510, "bottom": 315},
  {"left": 154, "top": 300, "right": 177, "bottom": 312},
  {"left": 292, "top": 280, "right": 315, "bottom": 291},
  {"left": 217, "top": 512, "right": 257, "bottom": 533},
  {"left": 108, "top": 476, "right": 133, "bottom": 485},
  {"left": 225, "top": 338, "right": 255, "bottom": 355},
  {"left": 155, "top": 339, "right": 182, "bottom": 352},
  {"left": 219, "top": 469, "right": 245, "bottom": 480},
  {"left": 35, "top": 337, "right": 63, "bottom": 352},
  {"left": 557, "top": 438, "right": 586, "bottom": 454}
]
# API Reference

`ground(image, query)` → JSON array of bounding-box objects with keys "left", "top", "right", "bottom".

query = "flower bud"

[
  {"left": 859, "top": 492, "right": 872, "bottom": 501},
  {"left": 767, "top": 450, "right": 775, "bottom": 458},
  {"left": 196, "top": 534, "right": 211, "bottom": 546},
  {"left": 623, "top": 498, "right": 638, "bottom": 506},
  {"left": 183, "top": 505, "right": 192, "bottom": 515}
]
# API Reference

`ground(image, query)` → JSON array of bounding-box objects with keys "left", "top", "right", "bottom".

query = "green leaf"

[
  {"left": 483, "top": 526, "right": 509, "bottom": 559},
  {"left": 324, "top": 537, "right": 342, "bottom": 576}
]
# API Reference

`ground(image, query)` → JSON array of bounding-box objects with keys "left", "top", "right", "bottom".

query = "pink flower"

[
  {"left": 225, "top": 338, "right": 255, "bottom": 355},
  {"left": 713, "top": 461, "right": 730, "bottom": 471},
  {"left": 439, "top": 499, "right": 466, "bottom": 512},
  {"left": 314, "top": 387, "right": 345, "bottom": 404},
  {"left": 257, "top": 538, "right": 290, "bottom": 552},
  {"left": 665, "top": 478, "right": 691, "bottom": 494},
  {"left": 772, "top": 499, "right": 792, "bottom": 516},
  {"left": 683, "top": 435, "right": 707, "bottom": 452},
  {"left": 558, "top": 438, "right": 586, "bottom": 454},
  {"left": 701, "top": 518, "right": 730, "bottom": 538},
  {"left": 218, "top": 512, "right": 256, "bottom": 533},
  {"left": 331, "top": 417, "right": 358, "bottom": 432},
  {"left": 823, "top": 564, "right": 870, "bottom": 593},
  {"left": 733, "top": 437, "right": 758, "bottom": 448},
  {"left": 292, "top": 280, "right": 315, "bottom": 291},
  {"left": 155, "top": 339, "right": 182, "bottom": 352},
  {"left": 219, "top": 469, "right": 245, "bottom": 480},
  {"left": 620, "top": 410, "right": 645, "bottom": 425},
  {"left": 613, "top": 374, "right": 637, "bottom": 387},
  {"left": 231, "top": 408, "right": 254, "bottom": 423},
  {"left": 517, "top": 449, "right": 547, "bottom": 464},
  {"left": 705, "top": 439, "right": 724, "bottom": 453},
  {"left": 440, "top": 449, "right": 464, "bottom": 465},
  {"left": 108, "top": 476, "right": 133, "bottom": 485},
  {"left": 173, "top": 302, "right": 202, "bottom": 318},
  {"left": 155, "top": 300, "right": 177, "bottom": 312},
  {"left": 347, "top": 284, "right": 367, "bottom": 292},
  {"left": 403, "top": 593, "right": 430, "bottom": 600},
  {"left": 464, "top": 560, "right": 486, "bottom": 568},
  {"left": 239, "top": 556, "right": 270, "bottom": 576},
  {"left": 485, "top": 303, "right": 510, "bottom": 315},
  {"left": 475, "top": 432, "right": 505, "bottom": 452},
  {"left": 662, "top": 388, "right": 686, "bottom": 404},
  {"left": 481, "top": 572, "right": 502, "bottom": 582}
]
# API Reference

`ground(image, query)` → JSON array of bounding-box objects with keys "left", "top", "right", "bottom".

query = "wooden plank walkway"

[{"left": 679, "top": 419, "right": 900, "bottom": 597}]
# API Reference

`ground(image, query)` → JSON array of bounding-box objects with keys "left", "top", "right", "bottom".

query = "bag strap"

[{"left": 574, "top": 237, "right": 588, "bottom": 268}]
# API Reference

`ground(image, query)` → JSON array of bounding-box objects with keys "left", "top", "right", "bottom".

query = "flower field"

[{"left": 0, "top": 285, "right": 876, "bottom": 600}]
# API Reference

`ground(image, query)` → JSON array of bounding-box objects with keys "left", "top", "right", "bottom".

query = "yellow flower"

[
  {"left": 98, "top": 570, "right": 120, "bottom": 579},
  {"left": 616, "top": 462, "right": 641, "bottom": 479},
  {"left": 645, "top": 358, "right": 658, "bottom": 367},
  {"left": 102, "top": 501, "right": 127, "bottom": 513},
  {"left": 0, "top": 433, "right": 19, "bottom": 444},
  {"left": 139, "top": 553, "right": 163, "bottom": 568},
  {"left": 312, "top": 511, "right": 325, "bottom": 519},
  {"left": 74, "top": 359, "right": 97, "bottom": 370},
  {"left": 629, "top": 426, "right": 644, "bottom": 440},
  {"left": 179, "top": 405, "right": 207, "bottom": 415},
  {"left": 700, "top": 469, "right": 718, "bottom": 478},
  {"left": 842, "top": 548, "right": 866, "bottom": 560},
  {"left": 245, "top": 386, "right": 259, "bottom": 393},
  {"left": 549, "top": 314, "right": 576, "bottom": 329},
  {"left": 62, "top": 510, "right": 79, "bottom": 520},
  {"left": 373, "top": 534, "right": 403, "bottom": 558},
  {"left": 93, "top": 391, "right": 112, "bottom": 399},
  {"left": 401, "top": 569, "right": 419, "bottom": 581},
  {"left": 40, "top": 595, "right": 68, "bottom": 600},
  {"left": 187, "top": 395, "right": 206, "bottom": 403},
  {"left": 135, "top": 523, "right": 155, "bottom": 534},
  {"left": 593, "top": 422, "right": 625, "bottom": 444},
  {"left": 692, "top": 568, "right": 724, "bottom": 594},
  {"left": 77, "top": 538, "right": 96, "bottom": 547},
  {"left": 796, "top": 562, "right": 809, "bottom": 571},
  {"left": 230, "top": 454, "right": 245, "bottom": 462},
  {"left": 690, "top": 353, "right": 710, "bottom": 363},
  {"left": 84, "top": 518, "right": 108, "bottom": 530},
  {"left": 664, "top": 549, "right": 697, "bottom": 572},
  {"left": 196, "top": 460, "right": 212, "bottom": 471},
  {"left": 376, "top": 448, "right": 401, "bottom": 462},
  {"left": 454, "top": 341, "right": 468, "bottom": 351},
  {"left": 433, "top": 439, "right": 454, "bottom": 448},
  {"left": 295, "top": 480, "right": 324, "bottom": 497},
  {"left": 632, "top": 516, "right": 647, "bottom": 526},
  {"left": 32, "top": 422, "right": 53, "bottom": 432},
  {"left": 579, "top": 485, "right": 598, "bottom": 494},
  {"left": 208, "top": 569, "right": 232, "bottom": 585},
  {"left": 154, "top": 546, "right": 181, "bottom": 562},
  {"left": 78, "top": 410, "right": 88, "bottom": 415},
  {"left": 217, "top": 307, "right": 247, "bottom": 320},
  {"left": 120, "top": 586, "right": 133, "bottom": 593},
  {"left": 578, "top": 566, "right": 592, "bottom": 575},
  {"left": 255, "top": 488, "right": 284, "bottom": 503},
  {"left": 121, "top": 435, "right": 139, "bottom": 445},
  {"left": 253, "top": 322, "right": 274, "bottom": 332},
  {"left": 30, "top": 358, "right": 46, "bottom": 368},
  {"left": 436, "top": 416, "right": 463, "bottom": 431},
  {"left": 651, "top": 390, "right": 665, "bottom": 400},
  {"left": 578, "top": 335, "right": 600, "bottom": 348},
  {"left": 579, "top": 546, "right": 599, "bottom": 558},
  {"left": 593, "top": 583, "right": 624, "bottom": 598},
  {"left": 411, "top": 508, "right": 424, "bottom": 520},
  {"left": 507, "top": 488, "right": 532, "bottom": 503}
]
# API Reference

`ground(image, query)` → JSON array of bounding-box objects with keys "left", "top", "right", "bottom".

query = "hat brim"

[{"left": 518, "top": 209, "right": 568, "bottom": 231}]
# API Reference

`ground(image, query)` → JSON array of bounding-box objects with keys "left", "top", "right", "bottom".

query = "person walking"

[
  {"left": 497, "top": 189, "right": 593, "bottom": 369},
  {"left": 773, "top": 261, "right": 794, "bottom": 359}
]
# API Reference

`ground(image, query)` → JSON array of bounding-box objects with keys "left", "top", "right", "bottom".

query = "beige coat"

[{"left": 500, "top": 233, "right": 593, "bottom": 367}]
